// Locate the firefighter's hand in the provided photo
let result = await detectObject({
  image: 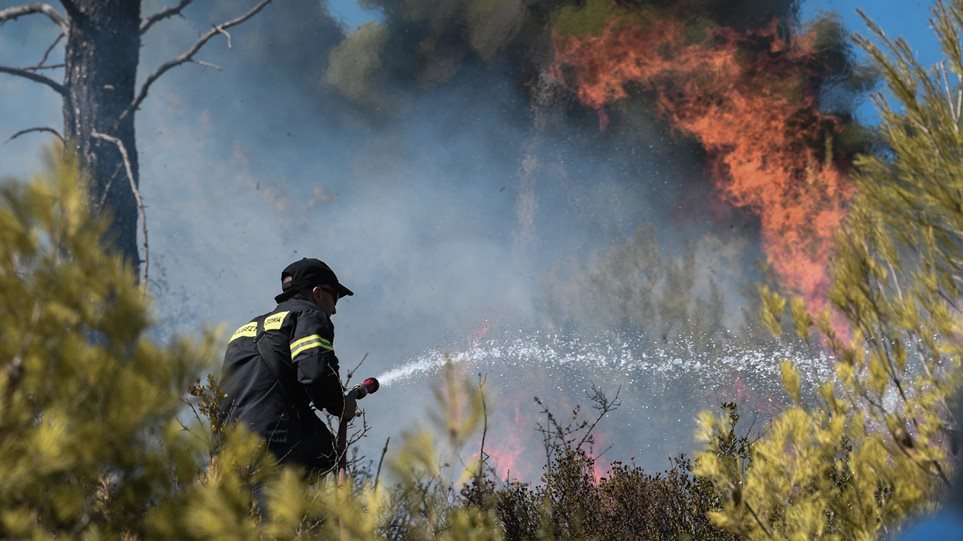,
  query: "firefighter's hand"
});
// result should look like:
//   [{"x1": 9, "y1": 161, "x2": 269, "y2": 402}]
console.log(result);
[{"x1": 341, "y1": 393, "x2": 358, "y2": 422}]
